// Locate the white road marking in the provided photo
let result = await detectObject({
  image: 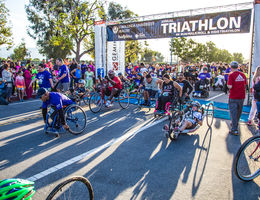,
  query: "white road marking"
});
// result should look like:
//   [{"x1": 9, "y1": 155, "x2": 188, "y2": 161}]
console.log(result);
[
  {"x1": 27, "y1": 117, "x2": 167, "y2": 182},
  {"x1": 9, "y1": 99, "x2": 41, "y2": 106},
  {"x1": 206, "y1": 93, "x2": 225, "y2": 101}
]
